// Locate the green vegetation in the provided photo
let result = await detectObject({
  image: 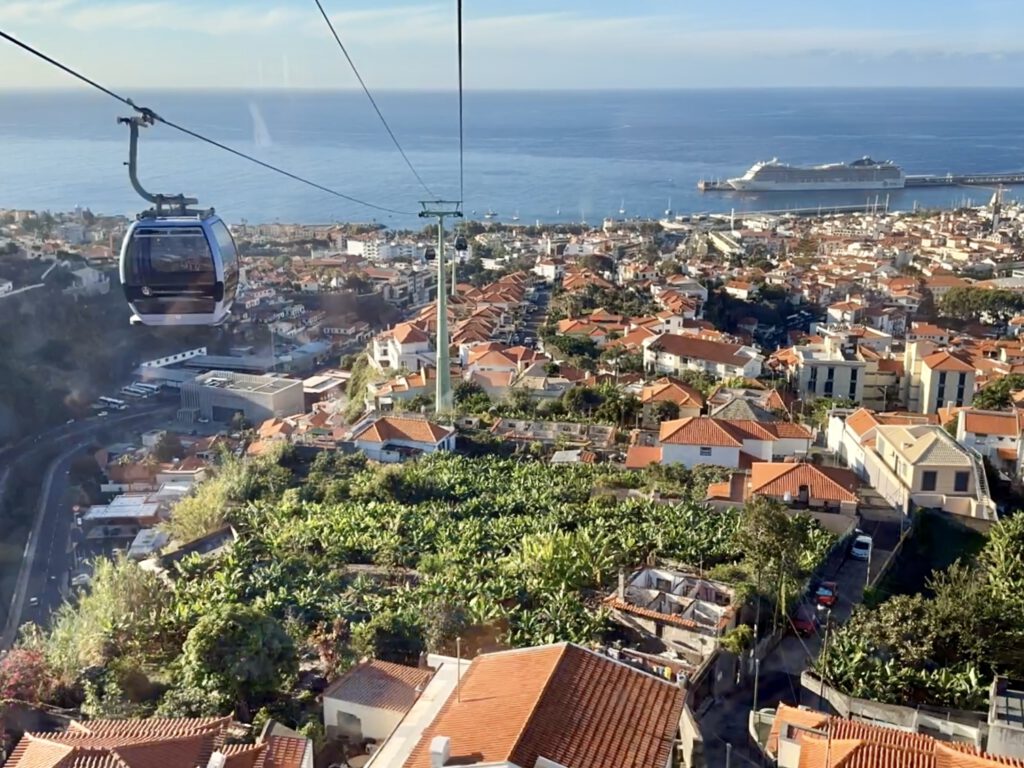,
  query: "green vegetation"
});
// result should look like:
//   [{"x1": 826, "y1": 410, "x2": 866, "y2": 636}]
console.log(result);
[
  {"x1": 940, "y1": 287, "x2": 1024, "y2": 322},
  {"x1": 873, "y1": 511, "x2": 987, "y2": 600},
  {"x1": 14, "y1": 452, "x2": 835, "y2": 724},
  {"x1": 973, "y1": 374, "x2": 1024, "y2": 410},
  {"x1": 818, "y1": 514, "x2": 1024, "y2": 710}
]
